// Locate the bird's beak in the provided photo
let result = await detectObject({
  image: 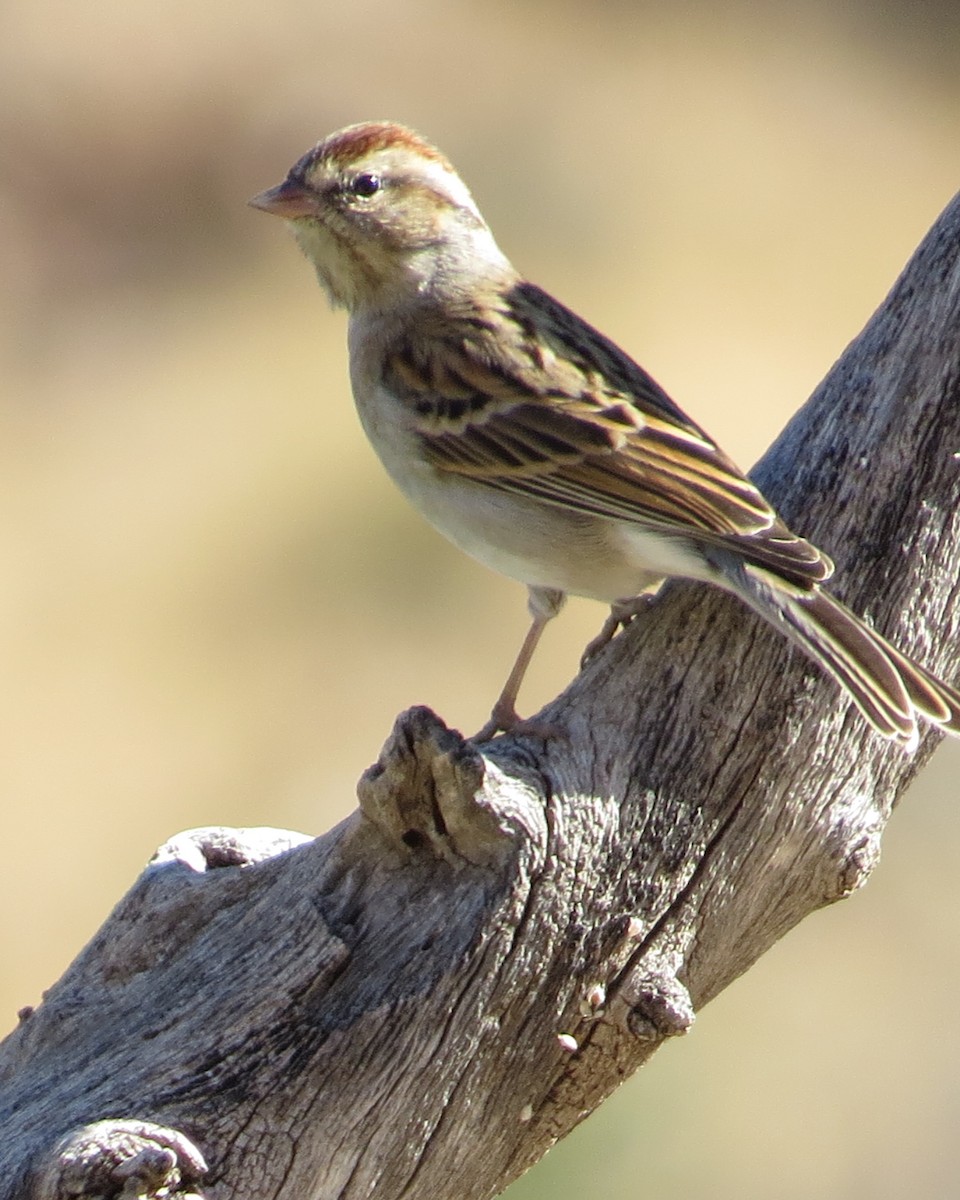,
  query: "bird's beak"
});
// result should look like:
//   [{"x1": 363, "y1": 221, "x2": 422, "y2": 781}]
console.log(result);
[{"x1": 248, "y1": 178, "x2": 319, "y2": 219}]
